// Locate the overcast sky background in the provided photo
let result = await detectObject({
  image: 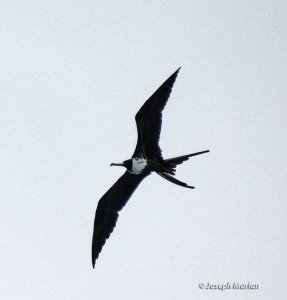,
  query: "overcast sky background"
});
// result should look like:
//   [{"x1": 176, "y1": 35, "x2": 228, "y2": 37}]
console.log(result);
[{"x1": 1, "y1": 1, "x2": 287, "y2": 299}]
